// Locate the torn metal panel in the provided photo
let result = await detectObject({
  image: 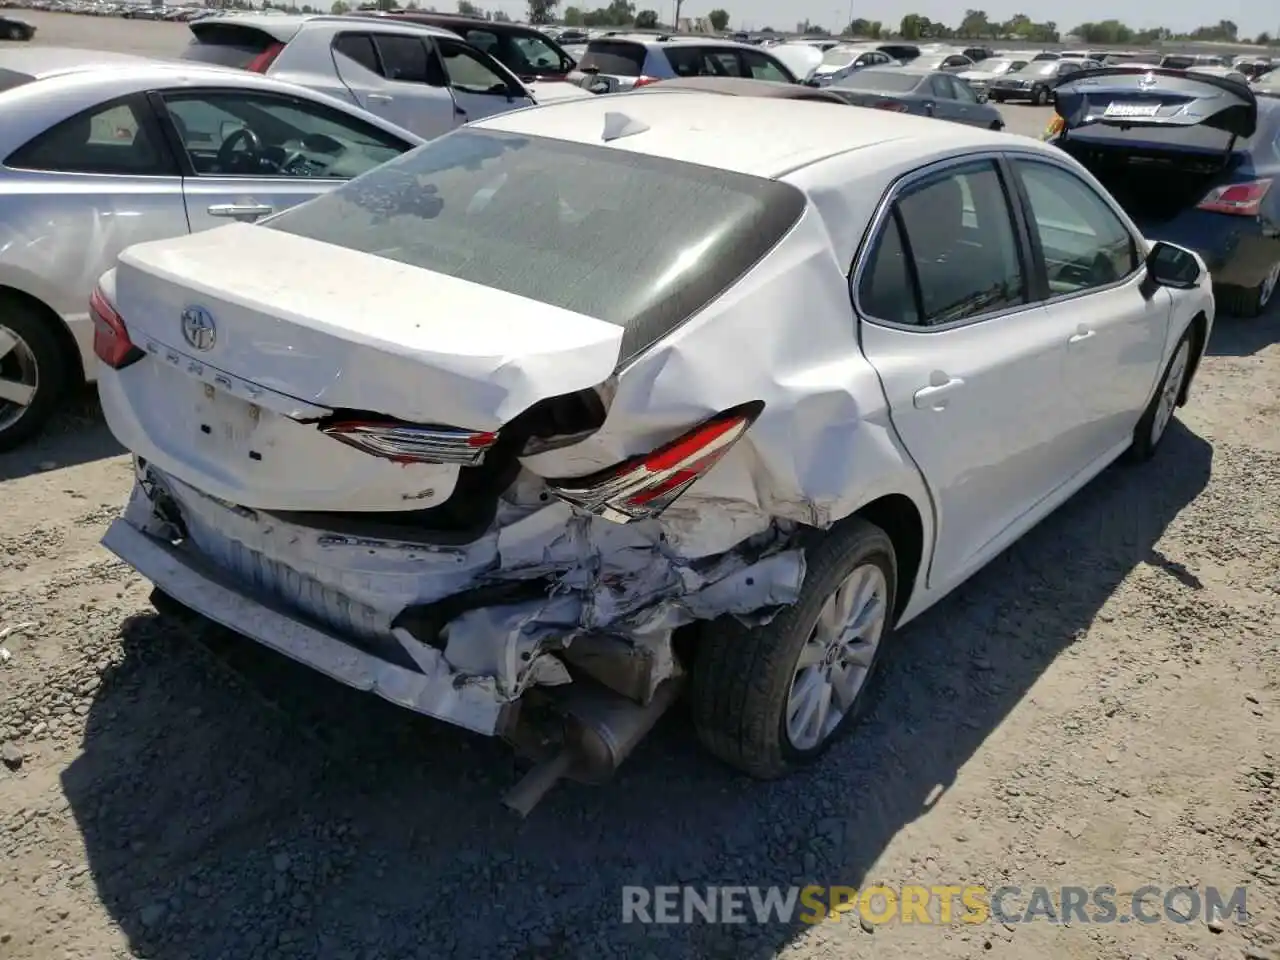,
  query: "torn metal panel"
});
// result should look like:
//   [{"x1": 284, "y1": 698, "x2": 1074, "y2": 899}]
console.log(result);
[{"x1": 126, "y1": 461, "x2": 807, "y2": 708}]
